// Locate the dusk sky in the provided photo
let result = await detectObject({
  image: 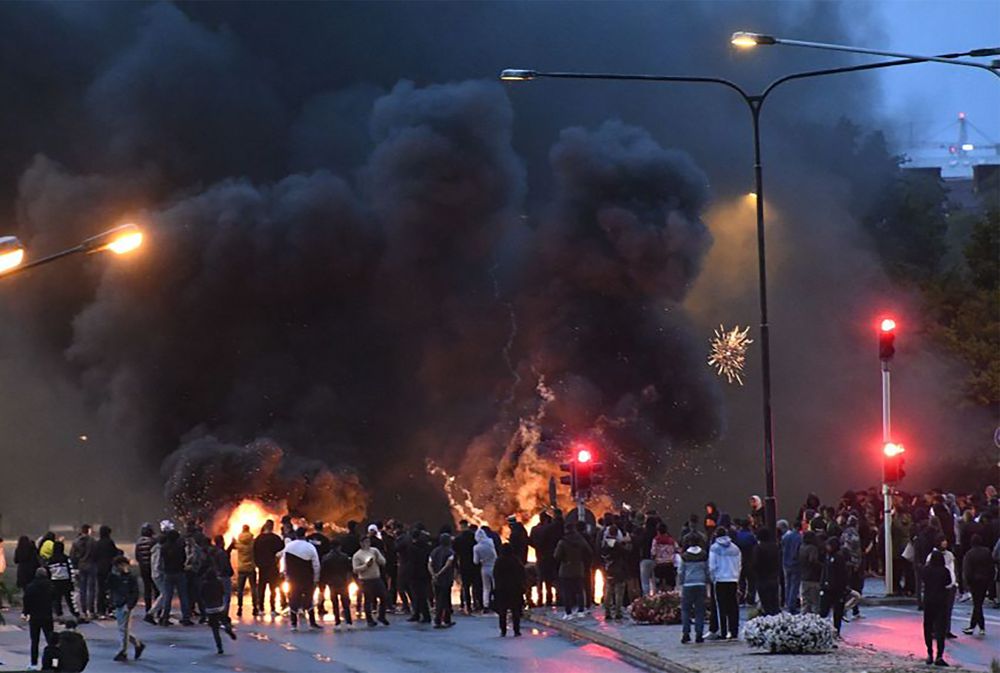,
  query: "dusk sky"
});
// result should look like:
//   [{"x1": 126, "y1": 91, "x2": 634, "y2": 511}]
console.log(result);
[{"x1": 878, "y1": 0, "x2": 999, "y2": 152}]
